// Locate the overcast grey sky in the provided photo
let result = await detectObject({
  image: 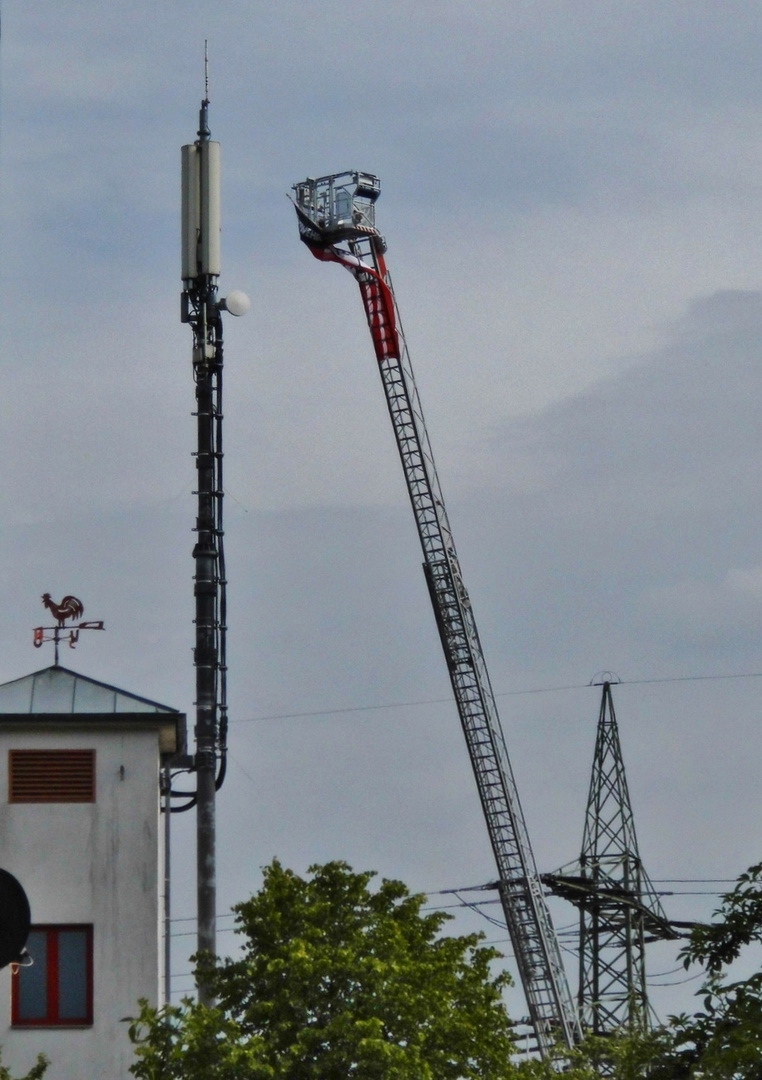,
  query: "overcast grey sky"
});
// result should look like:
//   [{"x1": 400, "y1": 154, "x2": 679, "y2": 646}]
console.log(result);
[{"x1": 1, "y1": 0, "x2": 762, "y2": 1021}]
